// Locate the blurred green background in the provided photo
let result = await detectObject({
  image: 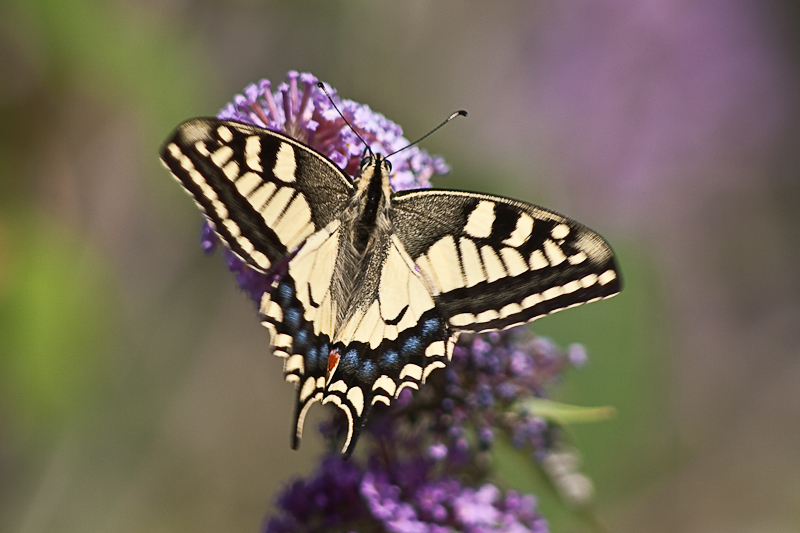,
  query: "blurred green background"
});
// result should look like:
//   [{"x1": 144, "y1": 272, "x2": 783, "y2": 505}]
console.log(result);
[{"x1": 1, "y1": 1, "x2": 799, "y2": 532}]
